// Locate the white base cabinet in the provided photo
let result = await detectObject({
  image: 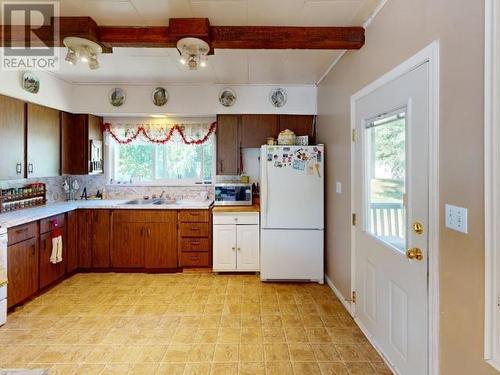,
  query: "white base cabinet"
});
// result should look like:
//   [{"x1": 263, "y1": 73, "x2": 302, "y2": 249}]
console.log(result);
[{"x1": 213, "y1": 212, "x2": 260, "y2": 272}]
